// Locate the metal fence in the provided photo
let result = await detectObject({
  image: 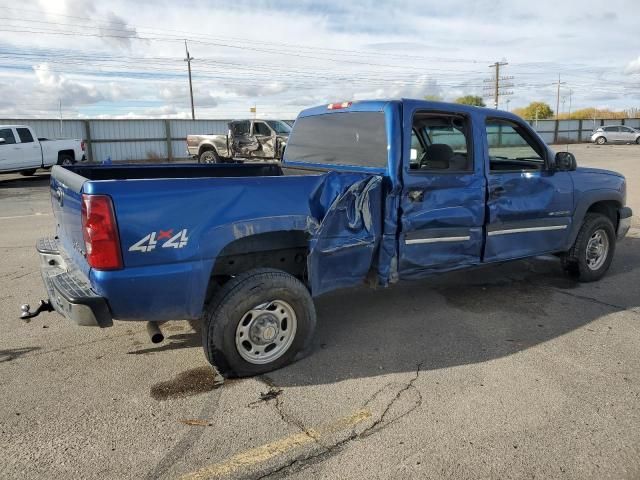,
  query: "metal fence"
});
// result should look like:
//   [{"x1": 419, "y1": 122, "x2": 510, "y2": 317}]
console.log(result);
[{"x1": 1, "y1": 117, "x2": 639, "y2": 162}]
